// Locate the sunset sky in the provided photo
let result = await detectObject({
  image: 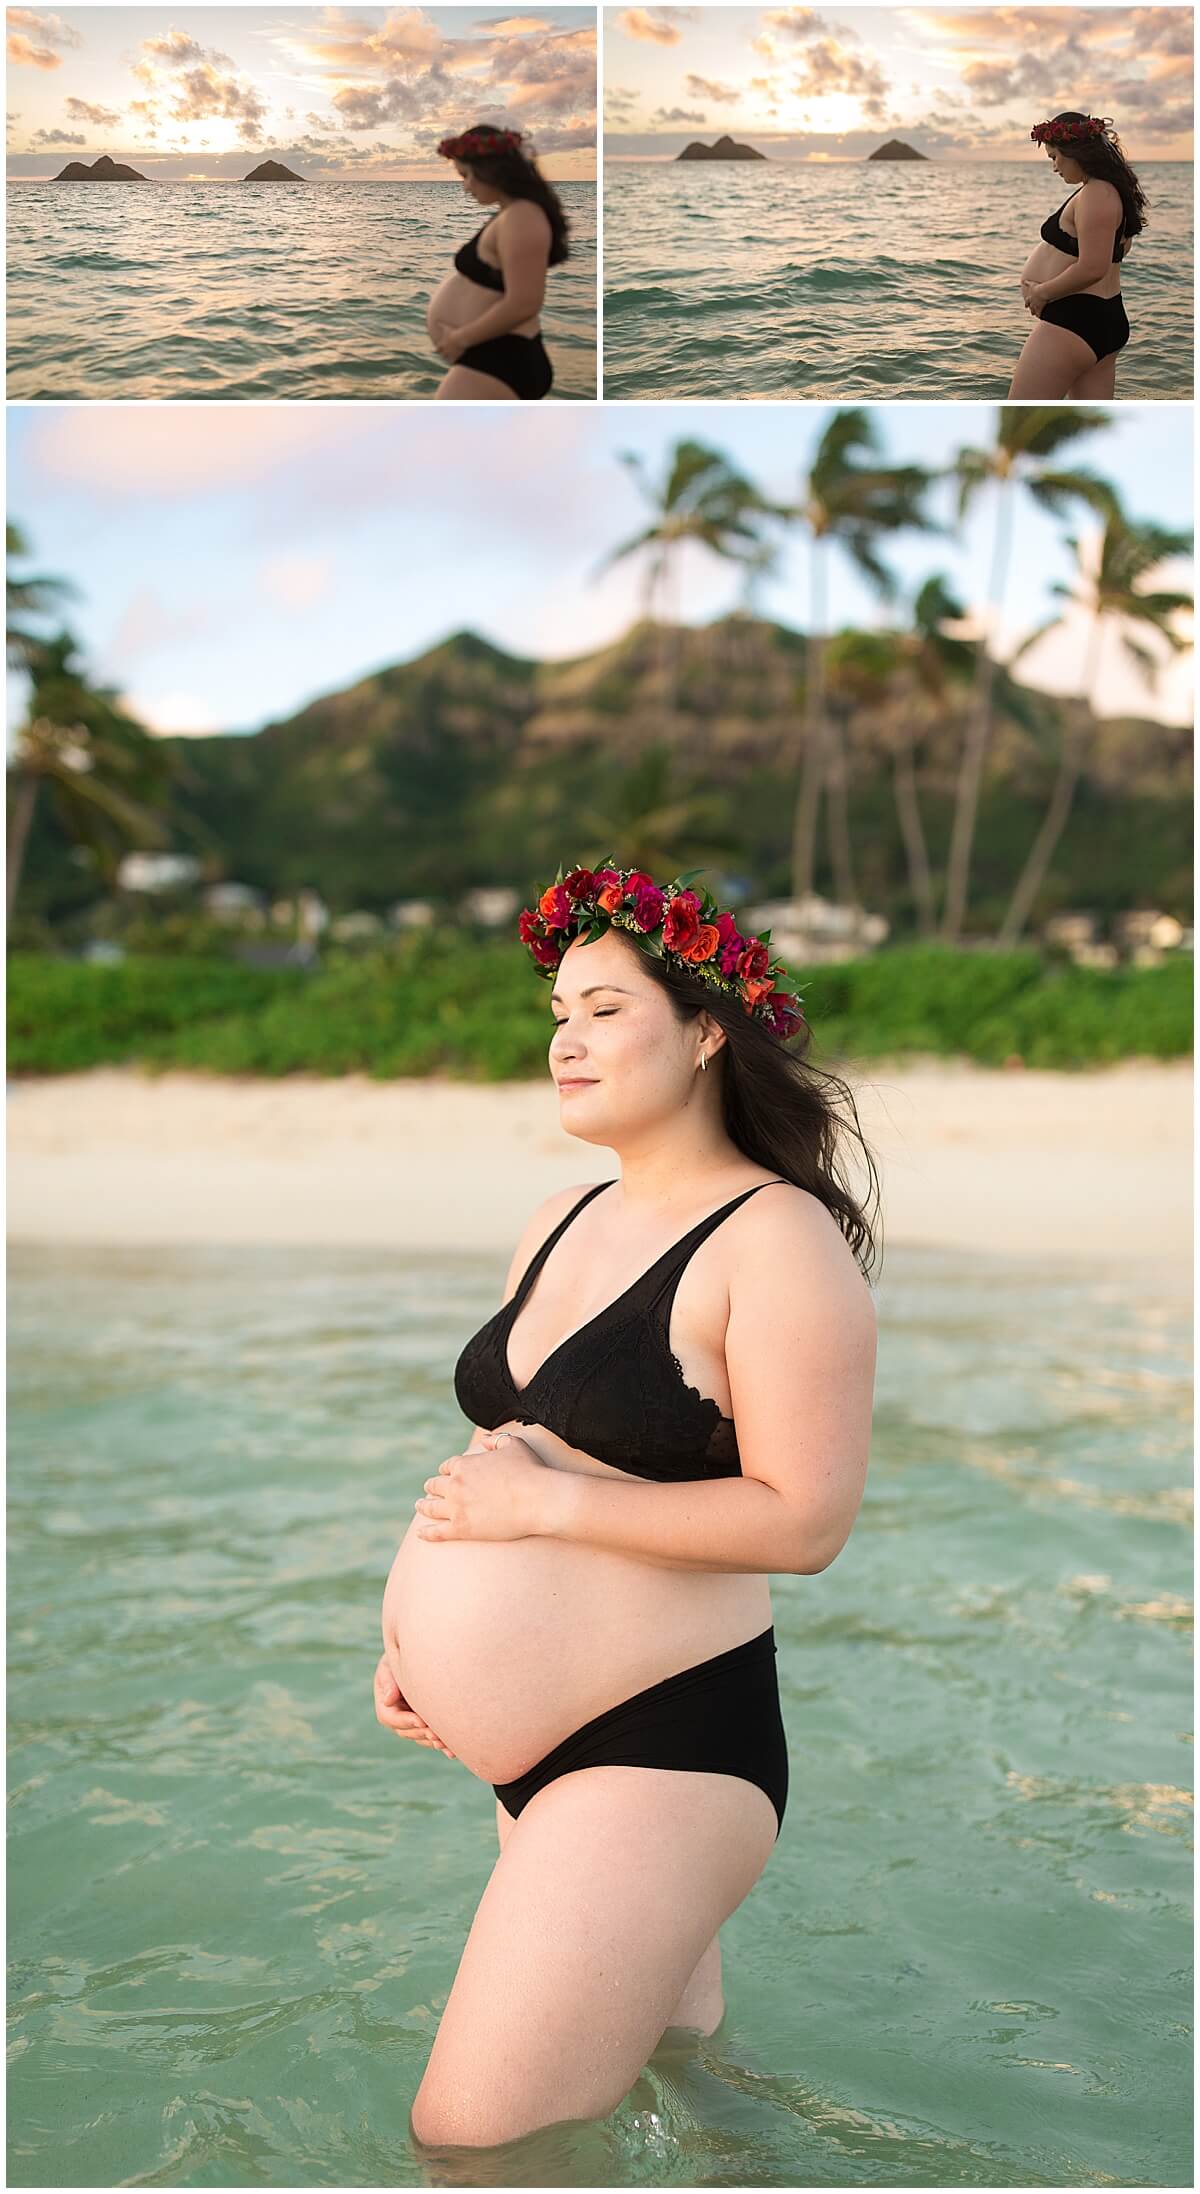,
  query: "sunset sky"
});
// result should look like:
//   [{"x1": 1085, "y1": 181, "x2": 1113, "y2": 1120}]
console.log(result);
[
  {"x1": 604, "y1": 4, "x2": 1194, "y2": 162},
  {"x1": 5, "y1": 4, "x2": 596, "y2": 179},
  {"x1": 6, "y1": 403, "x2": 1193, "y2": 740}
]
